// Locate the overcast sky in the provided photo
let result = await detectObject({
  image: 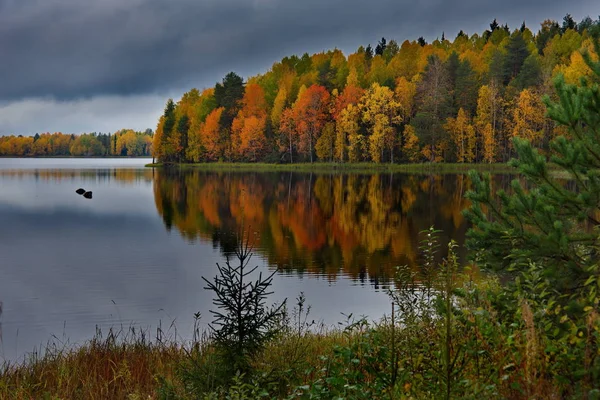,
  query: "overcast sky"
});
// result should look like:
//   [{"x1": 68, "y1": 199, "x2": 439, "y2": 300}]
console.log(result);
[{"x1": 1, "y1": 0, "x2": 599, "y2": 136}]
